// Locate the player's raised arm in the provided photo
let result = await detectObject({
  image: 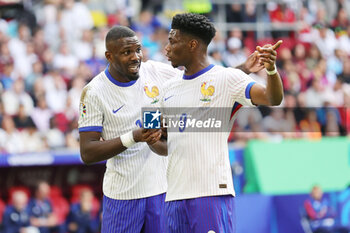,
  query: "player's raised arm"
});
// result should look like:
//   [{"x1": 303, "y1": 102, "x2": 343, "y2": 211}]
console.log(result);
[
  {"x1": 248, "y1": 40, "x2": 284, "y2": 106},
  {"x1": 79, "y1": 129, "x2": 162, "y2": 164},
  {"x1": 235, "y1": 40, "x2": 283, "y2": 74},
  {"x1": 235, "y1": 50, "x2": 262, "y2": 74}
]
